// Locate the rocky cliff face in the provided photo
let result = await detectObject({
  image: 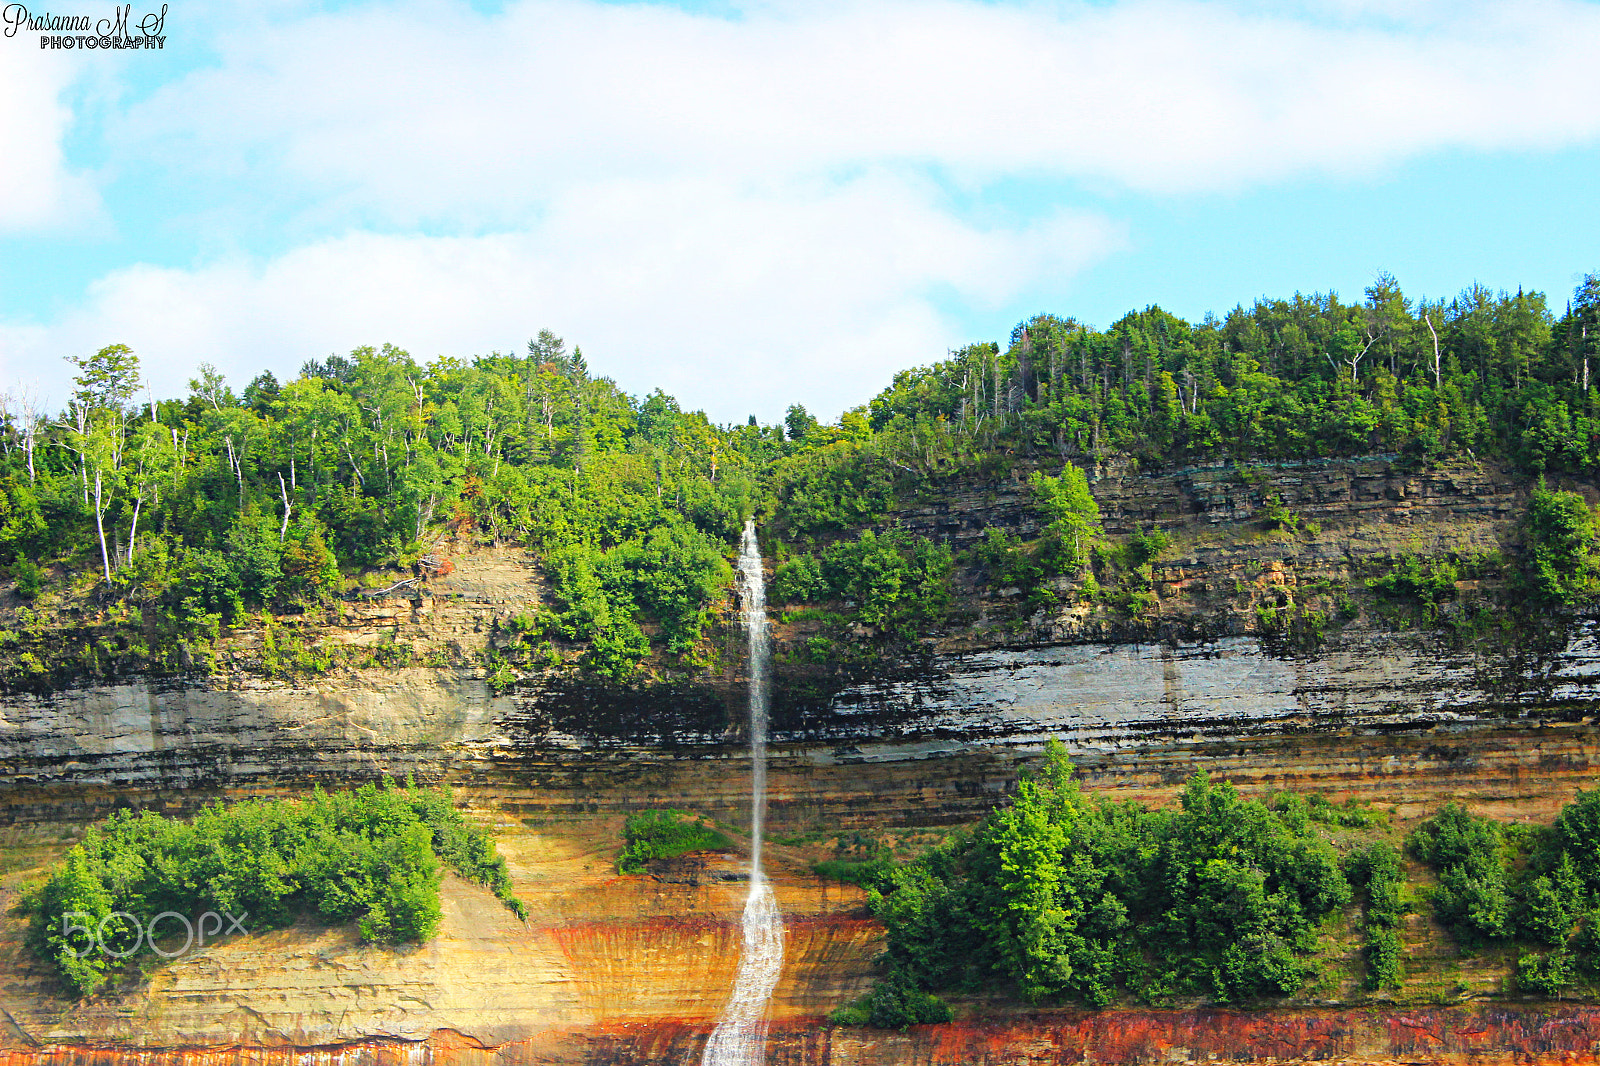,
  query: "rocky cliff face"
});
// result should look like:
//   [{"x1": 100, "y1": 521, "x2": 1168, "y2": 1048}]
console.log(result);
[
  {"x1": 12, "y1": 814, "x2": 1600, "y2": 1065},
  {"x1": 4, "y1": 457, "x2": 1600, "y2": 1064}
]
